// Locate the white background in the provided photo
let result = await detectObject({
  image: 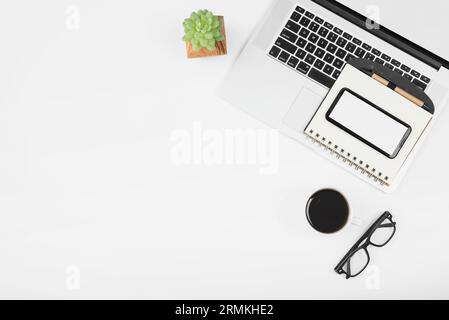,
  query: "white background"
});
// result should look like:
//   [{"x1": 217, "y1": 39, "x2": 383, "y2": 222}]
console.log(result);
[{"x1": 0, "y1": 0, "x2": 448, "y2": 299}]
